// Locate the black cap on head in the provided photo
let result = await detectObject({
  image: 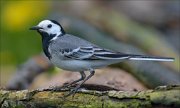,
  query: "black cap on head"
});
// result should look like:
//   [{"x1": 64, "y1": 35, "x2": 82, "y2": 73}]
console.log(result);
[
  {"x1": 50, "y1": 20, "x2": 61, "y2": 26},
  {"x1": 50, "y1": 20, "x2": 65, "y2": 34}
]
